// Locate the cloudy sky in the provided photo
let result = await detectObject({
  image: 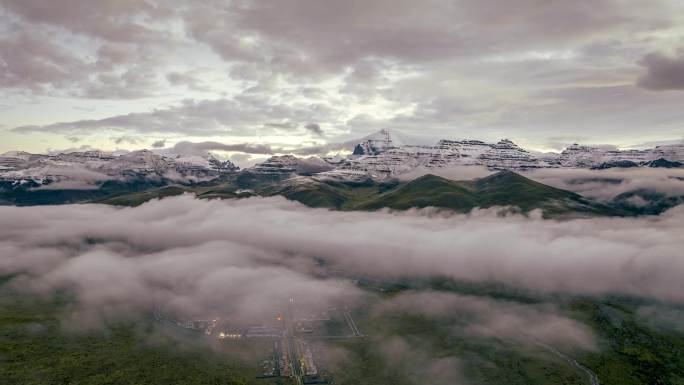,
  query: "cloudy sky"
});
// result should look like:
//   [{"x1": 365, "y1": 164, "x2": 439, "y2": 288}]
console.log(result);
[{"x1": 1, "y1": 0, "x2": 684, "y2": 156}]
